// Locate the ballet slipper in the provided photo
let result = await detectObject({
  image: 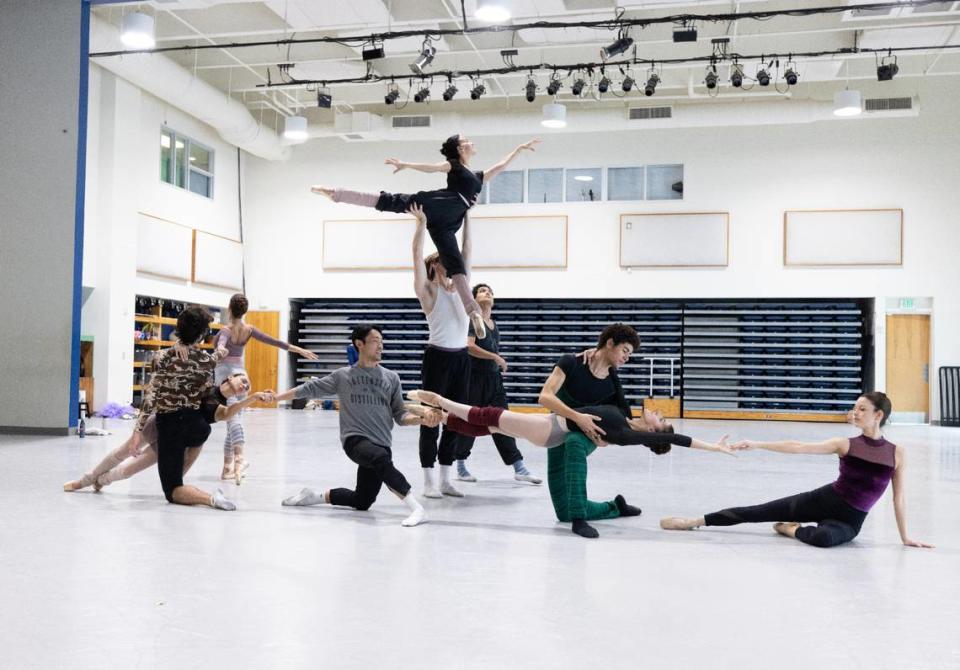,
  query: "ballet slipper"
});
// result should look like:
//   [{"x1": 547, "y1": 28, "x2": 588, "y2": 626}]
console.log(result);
[
  {"x1": 63, "y1": 480, "x2": 84, "y2": 492},
  {"x1": 660, "y1": 516, "x2": 699, "y2": 531},
  {"x1": 407, "y1": 390, "x2": 442, "y2": 408},
  {"x1": 469, "y1": 311, "x2": 487, "y2": 340}
]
